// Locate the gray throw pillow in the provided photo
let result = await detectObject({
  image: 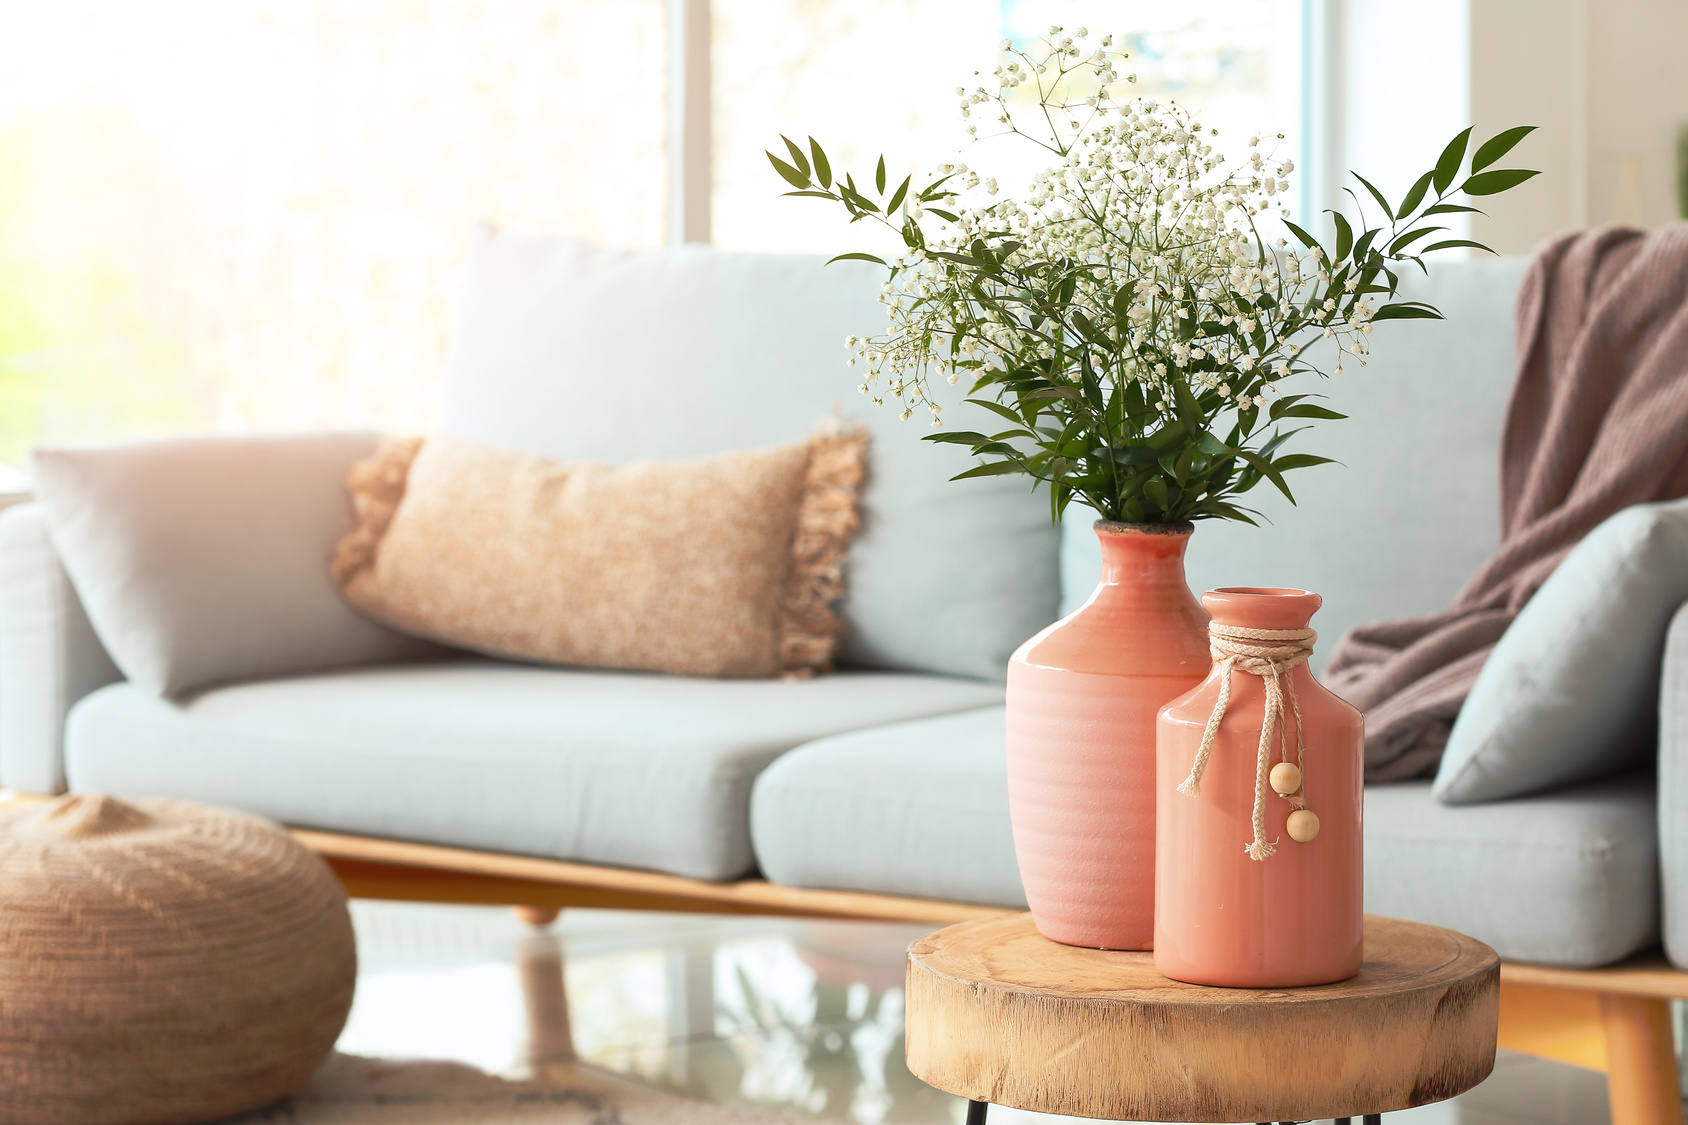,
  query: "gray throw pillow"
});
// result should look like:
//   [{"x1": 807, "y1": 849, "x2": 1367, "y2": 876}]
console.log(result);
[
  {"x1": 1434, "y1": 498, "x2": 1688, "y2": 803},
  {"x1": 31, "y1": 434, "x2": 440, "y2": 698}
]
